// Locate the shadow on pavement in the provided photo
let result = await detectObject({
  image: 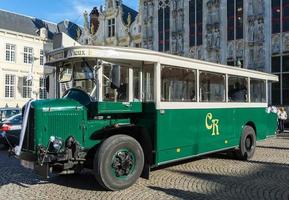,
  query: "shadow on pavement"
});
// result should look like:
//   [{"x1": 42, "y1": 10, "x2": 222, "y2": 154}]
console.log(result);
[
  {"x1": 0, "y1": 150, "x2": 105, "y2": 191},
  {"x1": 149, "y1": 160, "x2": 289, "y2": 199}
]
